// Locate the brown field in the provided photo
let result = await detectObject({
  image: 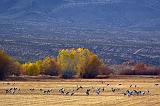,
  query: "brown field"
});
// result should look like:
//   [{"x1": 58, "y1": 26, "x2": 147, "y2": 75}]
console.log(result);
[{"x1": 0, "y1": 76, "x2": 160, "y2": 106}]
